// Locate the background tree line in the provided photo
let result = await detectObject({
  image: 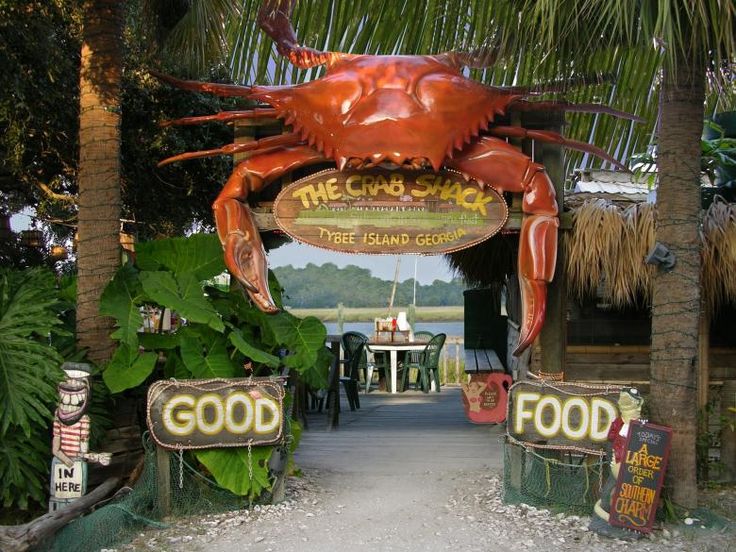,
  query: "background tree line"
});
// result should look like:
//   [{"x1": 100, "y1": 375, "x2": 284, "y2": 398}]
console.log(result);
[{"x1": 273, "y1": 263, "x2": 465, "y2": 308}]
